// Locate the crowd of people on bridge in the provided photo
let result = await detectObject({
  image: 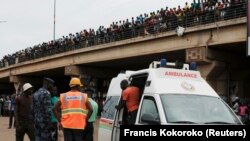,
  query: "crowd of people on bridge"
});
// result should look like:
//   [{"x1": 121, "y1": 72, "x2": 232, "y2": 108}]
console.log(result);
[{"x1": 0, "y1": 0, "x2": 247, "y2": 68}]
